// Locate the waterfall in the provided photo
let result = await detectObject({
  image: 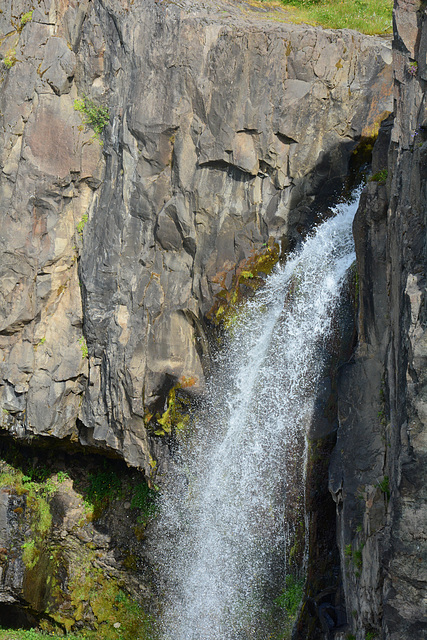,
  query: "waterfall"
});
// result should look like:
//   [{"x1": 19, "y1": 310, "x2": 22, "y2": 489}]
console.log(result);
[{"x1": 151, "y1": 191, "x2": 360, "y2": 640}]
